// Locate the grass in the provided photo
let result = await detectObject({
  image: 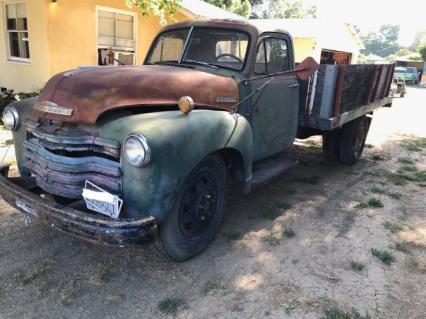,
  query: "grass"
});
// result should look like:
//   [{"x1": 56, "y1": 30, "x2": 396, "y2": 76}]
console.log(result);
[
  {"x1": 225, "y1": 232, "x2": 243, "y2": 241},
  {"x1": 323, "y1": 304, "x2": 371, "y2": 319},
  {"x1": 403, "y1": 137, "x2": 426, "y2": 152},
  {"x1": 350, "y1": 261, "x2": 366, "y2": 271},
  {"x1": 283, "y1": 228, "x2": 296, "y2": 238},
  {"x1": 367, "y1": 198, "x2": 384, "y2": 208},
  {"x1": 395, "y1": 242, "x2": 410, "y2": 253},
  {"x1": 261, "y1": 201, "x2": 292, "y2": 220},
  {"x1": 293, "y1": 175, "x2": 321, "y2": 185},
  {"x1": 263, "y1": 232, "x2": 281, "y2": 246},
  {"x1": 398, "y1": 157, "x2": 415, "y2": 165},
  {"x1": 370, "y1": 186, "x2": 386, "y2": 194},
  {"x1": 401, "y1": 165, "x2": 417, "y2": 172},
  {"x1": 353, "y1": 202, "x2": 368, "y2": 209},
  {"x1": 158, "y1": 297, "x2": 185, "y2": 315},
  {"x1": 388, "y1": 192, "x2": 402, "y2": 200},
  {"x1": 414, "y1": 170, "x2": 426, "y2": 182},
  {"x1": 371, "y1": 248, "x2": 395, "y2": 265},
  {"x1": 202, "y1": 280, "x2": 225, "y2": 294},
  {"x1": 388, "y1": 173, "x2": 409, "y2": 186},
  {"x1": 383, "y1": 221, "x2": 403, "y2": 233},
  {"x1": 365, "y1": 144, "x2": 374, "y2": 149},
  {"x1": 372, "y1": 154, "x2": 384, "y2": 161}
]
